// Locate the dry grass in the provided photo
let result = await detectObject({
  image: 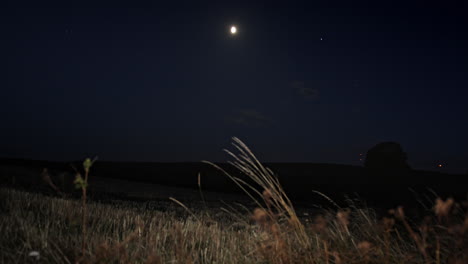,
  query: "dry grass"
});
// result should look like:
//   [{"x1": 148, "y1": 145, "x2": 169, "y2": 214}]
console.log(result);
[
  {"x1": 0, "y1": 138, "x2": 467, "y2": 263},
  {"x1": 0, "y1": 188, "x2": 251, "y2": 263}
]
